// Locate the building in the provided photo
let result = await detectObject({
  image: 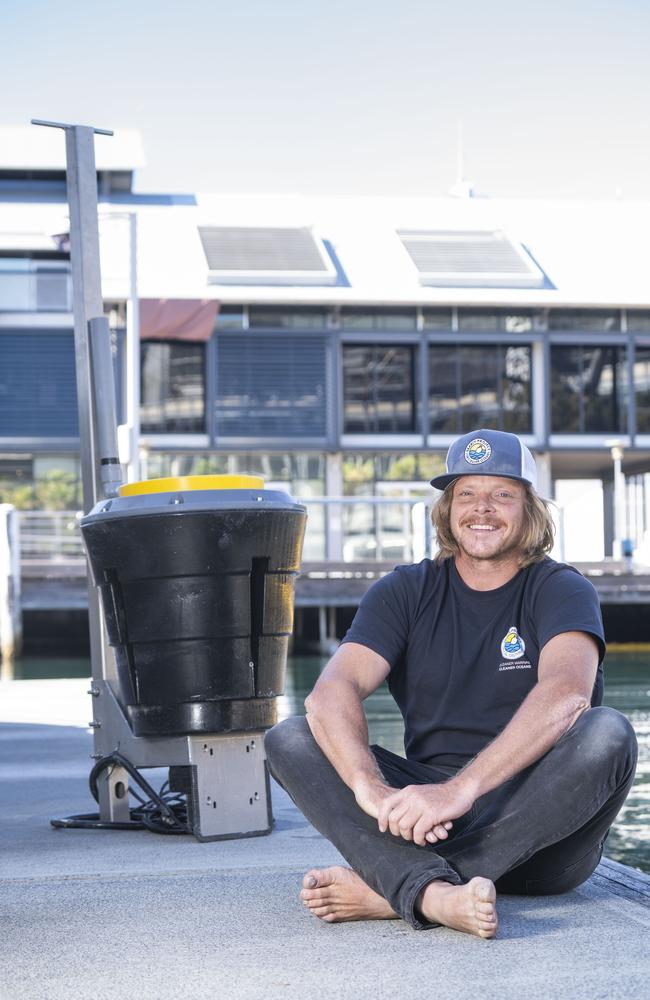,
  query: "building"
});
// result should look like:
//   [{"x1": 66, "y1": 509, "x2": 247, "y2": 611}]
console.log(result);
[{"x1": 1, "y1": 126, "x2": 650, "y2": 564}]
